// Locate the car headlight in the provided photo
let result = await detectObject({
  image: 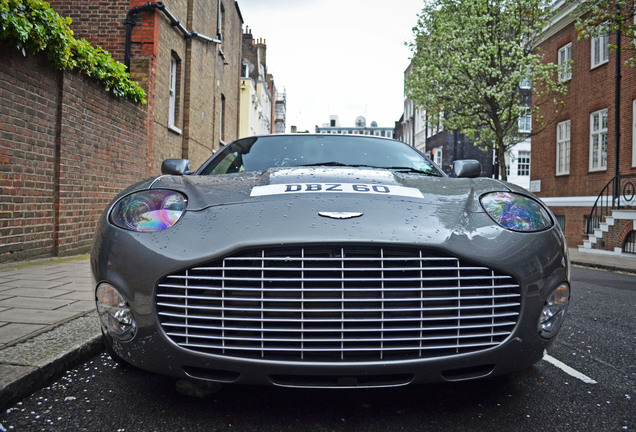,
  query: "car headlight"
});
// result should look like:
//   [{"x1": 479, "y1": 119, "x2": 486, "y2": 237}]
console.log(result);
[
  {"x1": 480, "y1": 192, "x2": 552, "y2": 232},
  {"x1": 96, "y1": 283, "x2": 136, "y2": 342},
  {"x1": 538, "y1": 283, "x2": 570, "y2": 338},
  {"x1": 110, "y1": 190, "x2": 186, "y2": 232}
]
